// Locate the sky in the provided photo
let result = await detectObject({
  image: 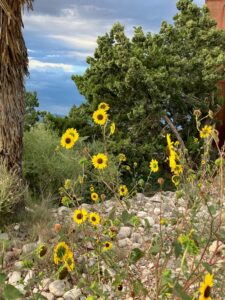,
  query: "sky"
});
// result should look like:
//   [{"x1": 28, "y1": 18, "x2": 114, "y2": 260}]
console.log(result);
[{"x1": 24, "y1": 0, "x2": 205, "y2": 115}]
